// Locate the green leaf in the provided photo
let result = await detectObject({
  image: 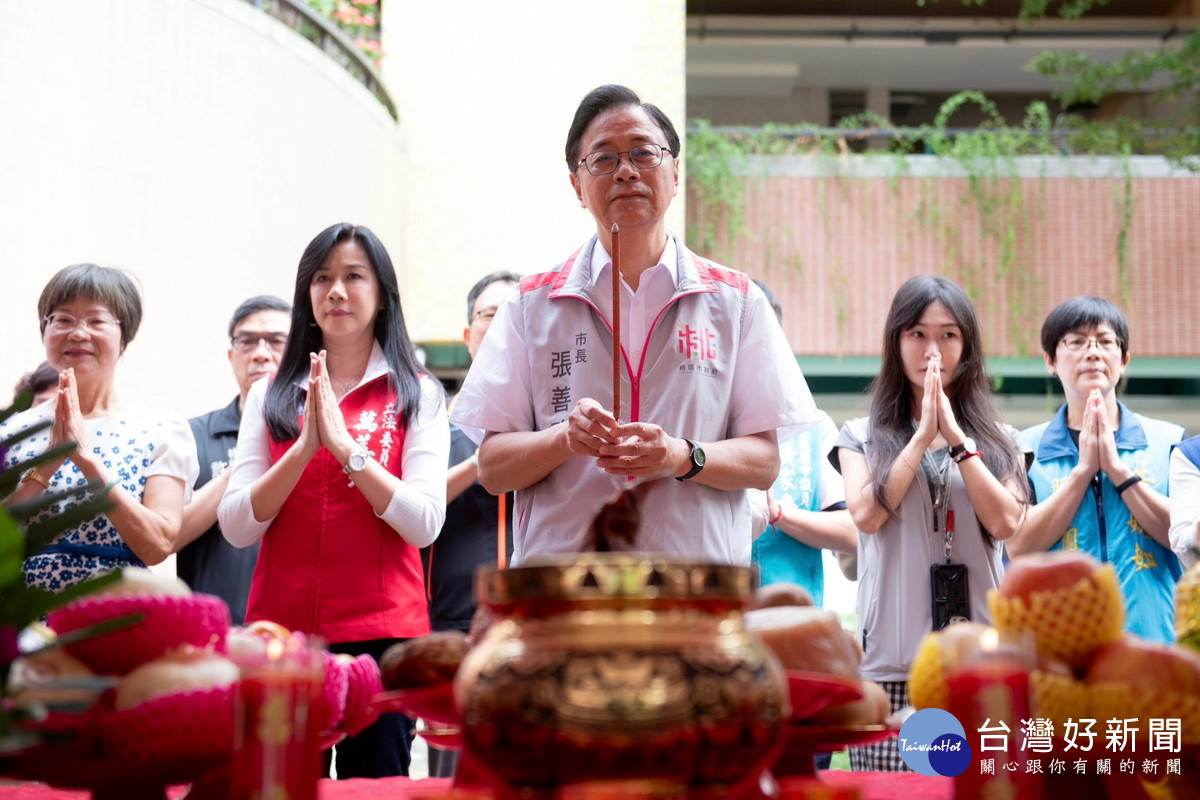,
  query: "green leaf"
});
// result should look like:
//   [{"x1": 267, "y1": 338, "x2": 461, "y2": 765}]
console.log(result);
[
  {"x1": 7, "y1": 479, "x2": 109, "y2": 523},
  {"x1": 0, "y1": 418, "x2": 49, "y2": 448},
  {"x1": 0, "y1": 439, "x2": 75, "y2": 499},
  {"x1": 0, "y1": 511, "x2": 23, "y2": 588},
  {"x1": 0, "y1": 571, "x2": 124, "y2": 630},
  {"x1": 25, "y1": 609, "x2": 142, "y2": 654},
  {"x1": 0, "y1": 391, "x2": 34, "y2": 426},
  {"x1": 23, "y1": 492, "x2": 114, "y2": 560}
]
